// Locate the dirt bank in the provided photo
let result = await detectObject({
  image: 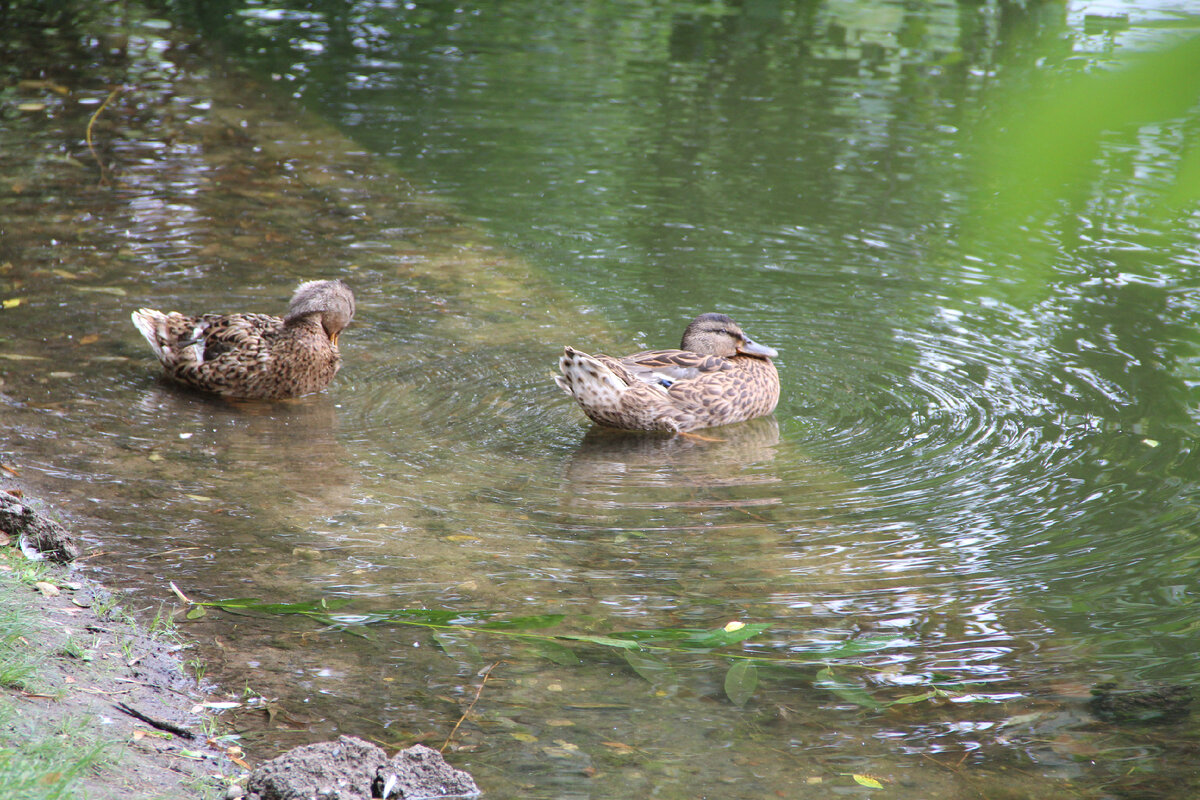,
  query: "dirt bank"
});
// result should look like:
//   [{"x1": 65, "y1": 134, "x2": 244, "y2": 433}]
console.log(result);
[{"x1": 0, "y1": 472, "x2": 240, "y2": 799}]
